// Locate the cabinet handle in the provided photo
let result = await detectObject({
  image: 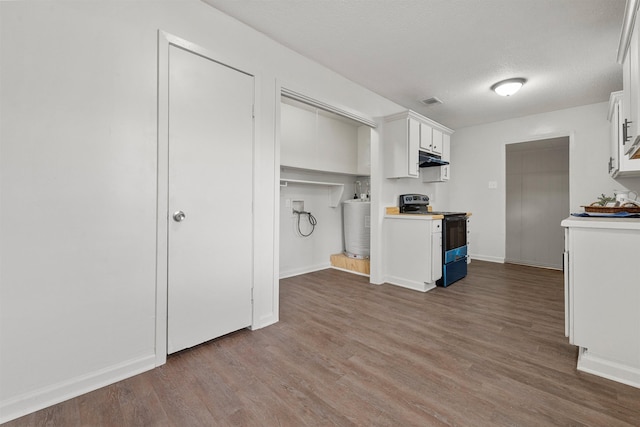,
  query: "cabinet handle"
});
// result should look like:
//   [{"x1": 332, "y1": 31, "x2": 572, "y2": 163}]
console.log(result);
[
  {"x1": 623, "y1": 119, "x2": 632, "y2": 144},
  {"x1": 608, "y1": 157, "x2": 613, "y2": 174}
]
